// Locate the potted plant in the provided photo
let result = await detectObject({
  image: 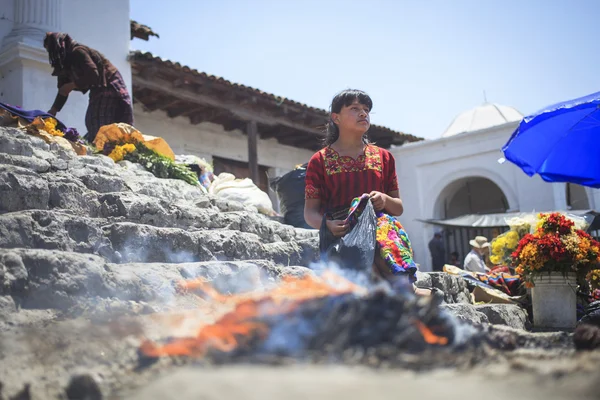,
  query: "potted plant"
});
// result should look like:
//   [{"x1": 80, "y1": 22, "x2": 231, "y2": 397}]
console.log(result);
[{"x1": 511, "y1": 212, "x2": 600, "y2": 329}]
